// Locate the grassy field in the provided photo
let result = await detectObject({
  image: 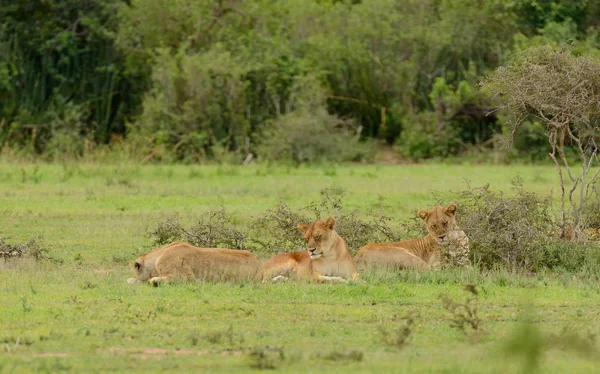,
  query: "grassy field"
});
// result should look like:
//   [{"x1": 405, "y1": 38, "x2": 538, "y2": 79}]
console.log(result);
[{"x1": 1, "y1": 162, "x2": 599, "y2": 373}]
